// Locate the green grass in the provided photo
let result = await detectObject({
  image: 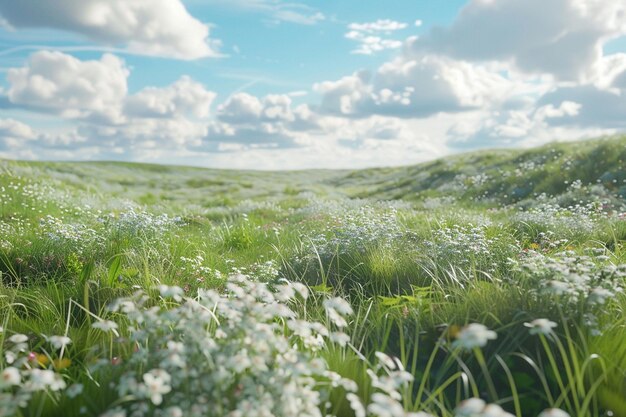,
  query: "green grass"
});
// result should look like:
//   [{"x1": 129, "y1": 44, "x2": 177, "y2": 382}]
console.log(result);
[{"x1": 1, "y1": 136, "x2": 626, "y2": 416}]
